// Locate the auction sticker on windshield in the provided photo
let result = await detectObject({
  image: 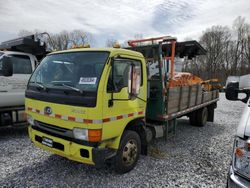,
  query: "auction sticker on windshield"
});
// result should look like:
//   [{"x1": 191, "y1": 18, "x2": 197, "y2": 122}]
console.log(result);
[{"x1": 79, "y1": 77, "x2": 97, "y2": 84}]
